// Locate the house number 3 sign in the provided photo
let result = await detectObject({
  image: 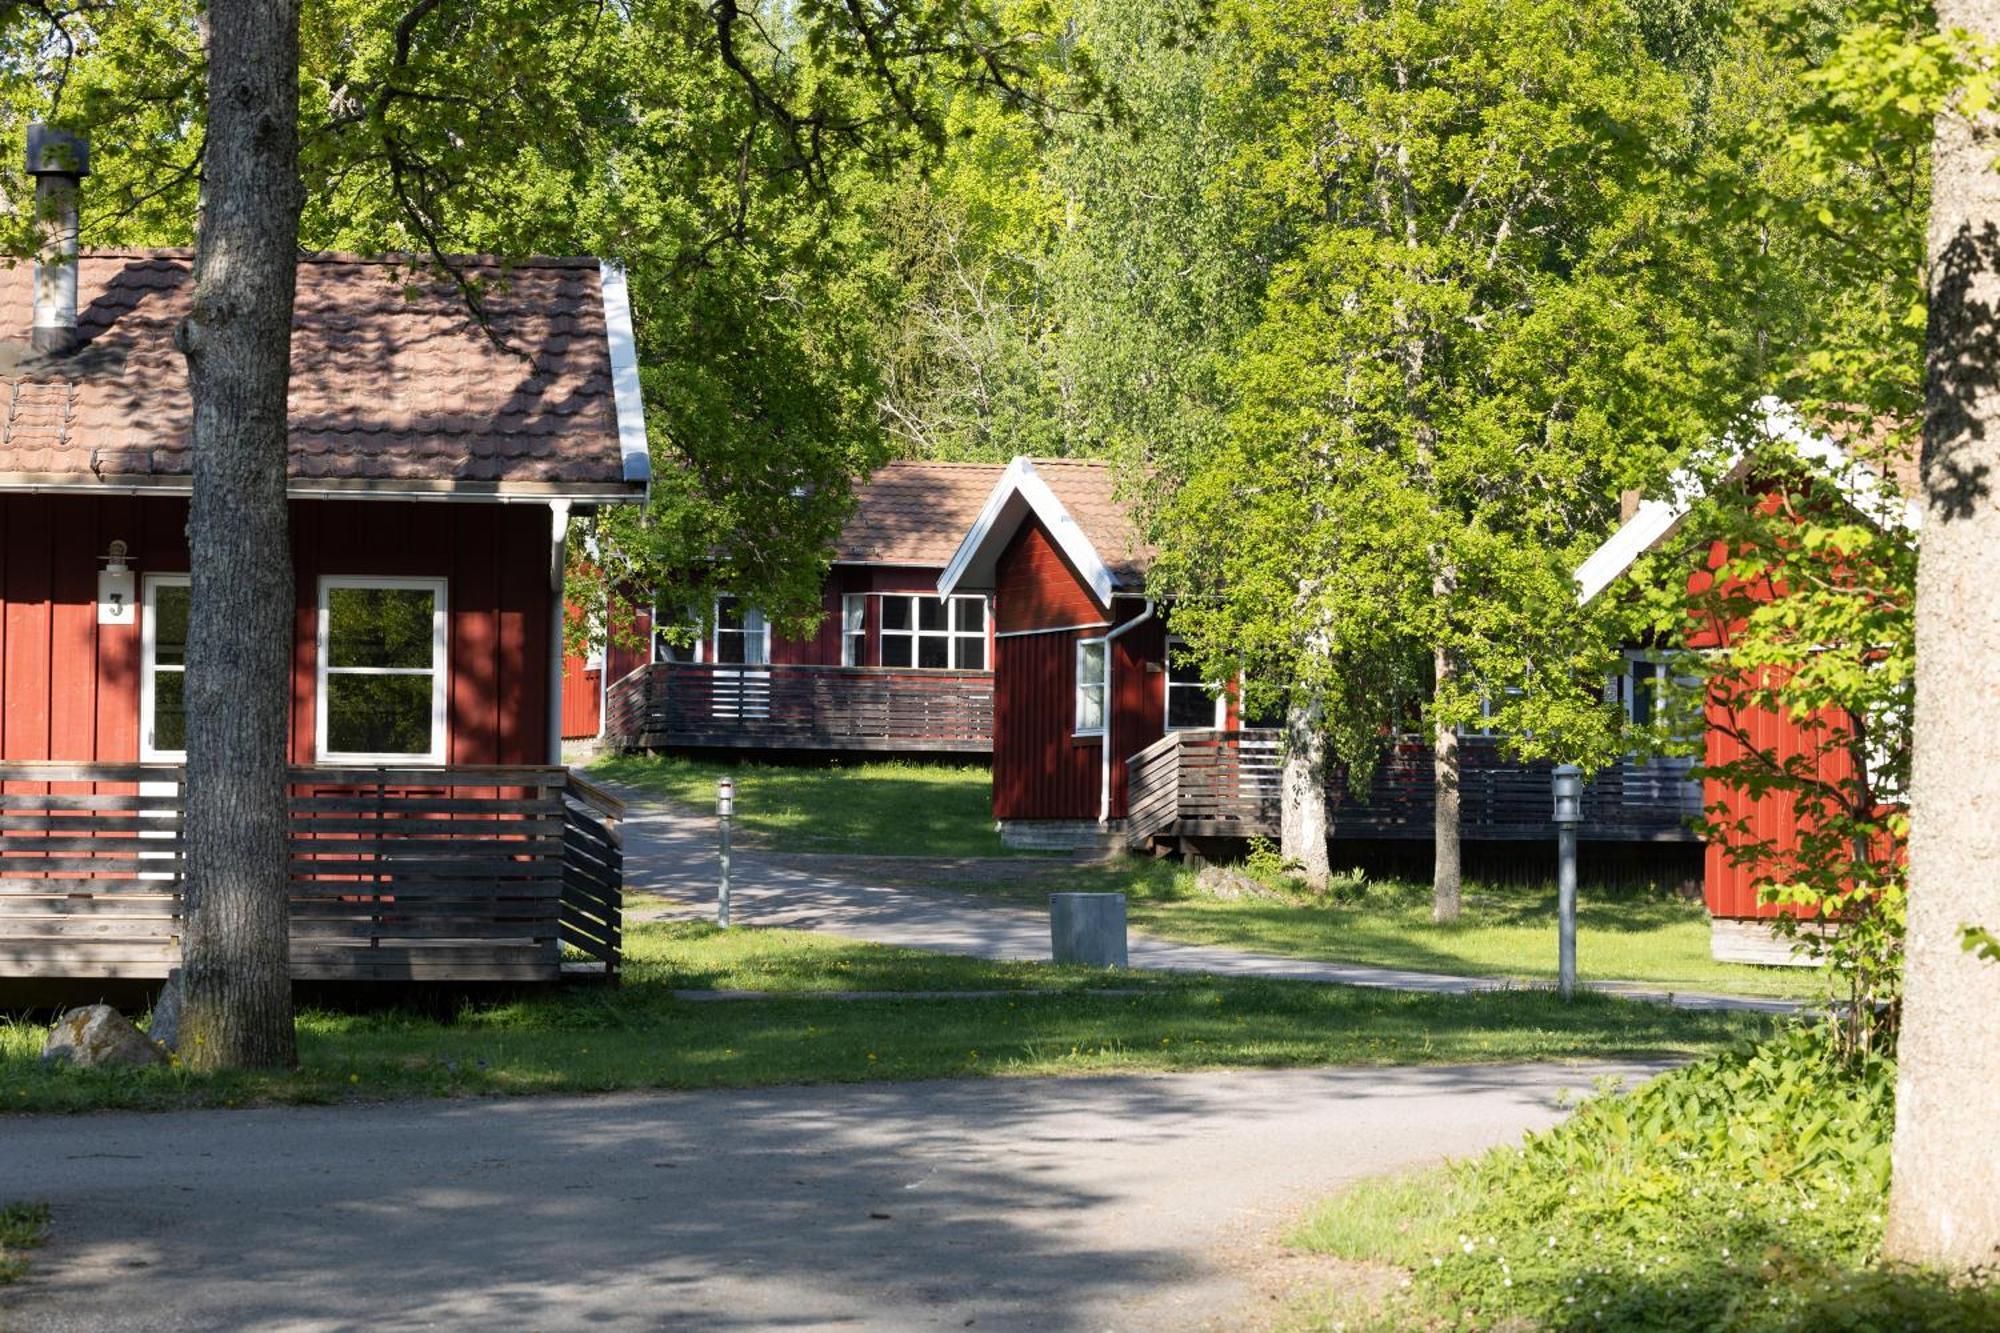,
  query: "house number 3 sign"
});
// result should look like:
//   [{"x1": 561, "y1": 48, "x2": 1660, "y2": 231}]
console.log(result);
[{"x1": 97, "y1": 540, "x2": 135, "y2": 626}]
